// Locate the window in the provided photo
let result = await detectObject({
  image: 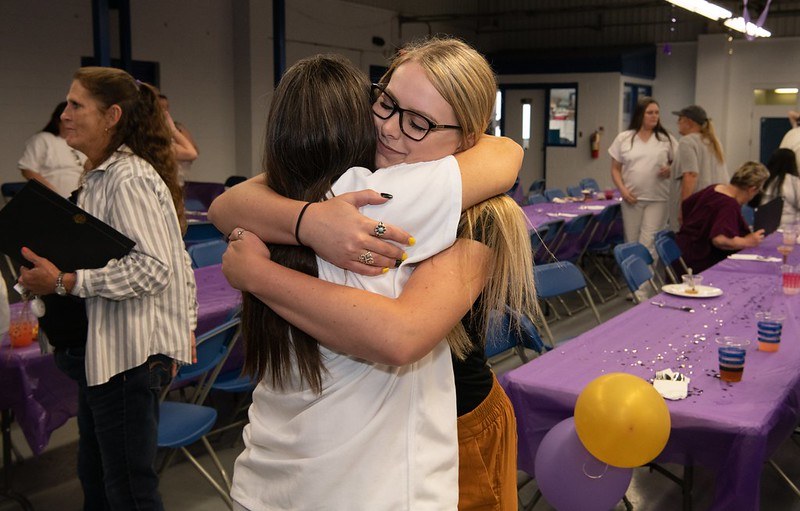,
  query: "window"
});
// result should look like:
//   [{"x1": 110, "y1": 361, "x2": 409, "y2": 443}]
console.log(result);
[
  {"x1": 623, "y1": 83, "x2": 652, "y2": 128},
  {"x1": 547, "y1": 87, "x2": 577, "y2": 146}
]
